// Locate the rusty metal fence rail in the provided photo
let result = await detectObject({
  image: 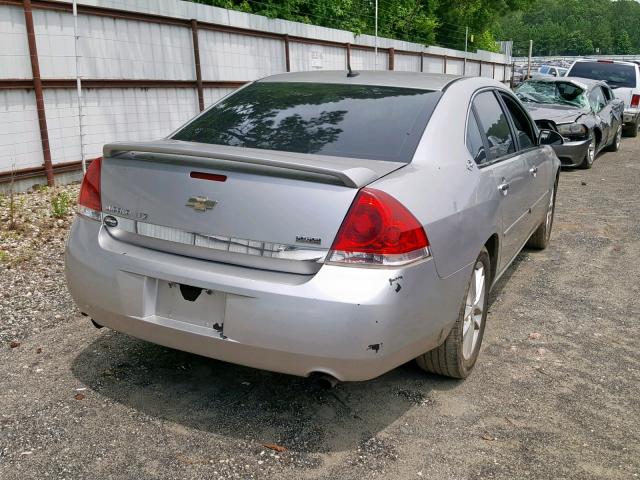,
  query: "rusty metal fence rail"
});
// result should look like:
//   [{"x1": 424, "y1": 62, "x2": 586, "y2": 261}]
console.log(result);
[{"x1": 0, "y1": 0, "x2": 512, "y2": 187}]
